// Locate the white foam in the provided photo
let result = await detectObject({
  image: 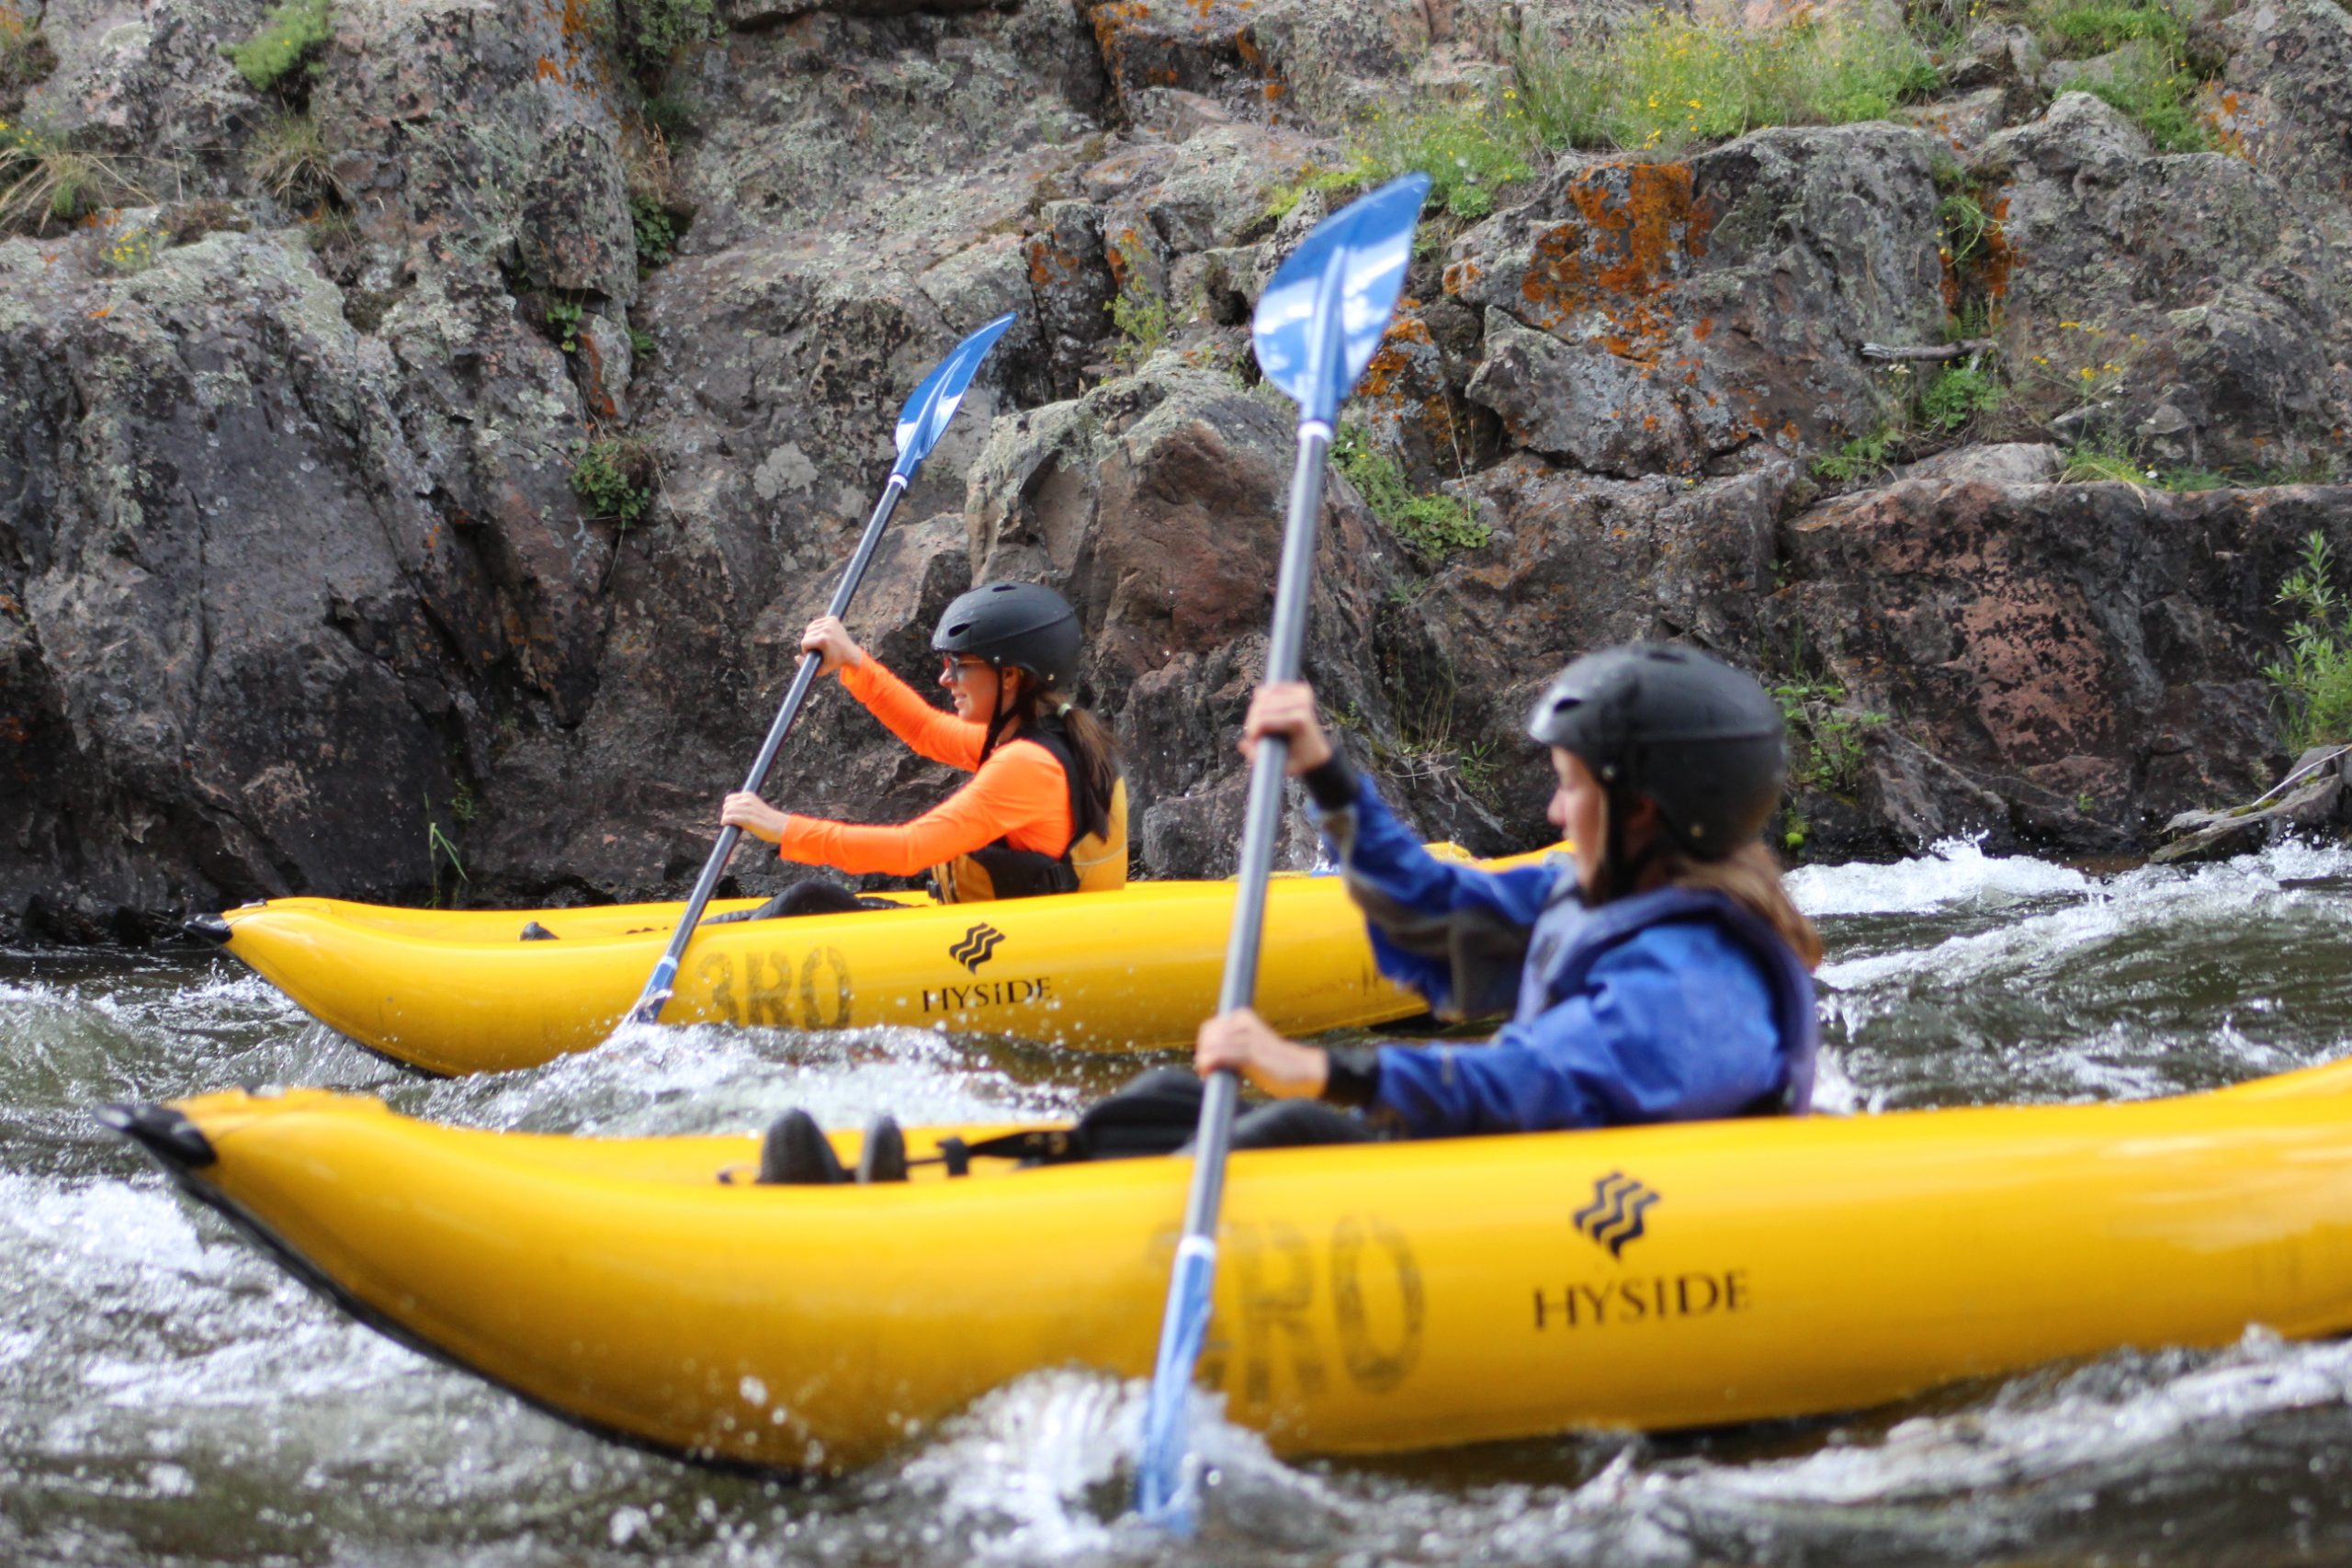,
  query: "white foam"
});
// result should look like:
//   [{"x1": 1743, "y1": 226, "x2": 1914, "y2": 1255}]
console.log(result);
[{"x1": 1788, "y1": 838, "x2": 2094, "y2": 919}]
